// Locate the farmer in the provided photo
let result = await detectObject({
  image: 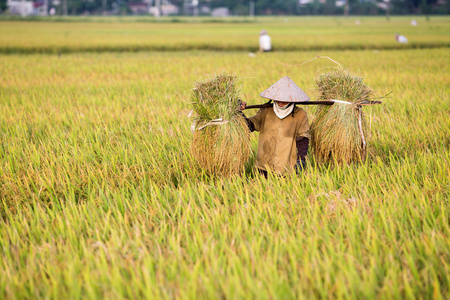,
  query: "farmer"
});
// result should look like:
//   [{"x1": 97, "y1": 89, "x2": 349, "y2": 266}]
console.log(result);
[
  {"x1": 395, "y1": 33, "x2": 408, "y2": 43},
  {"x1": 241, "y1": 76, "x2": 310, "y2": 178},
  {"x1": 259, "y1": 30, "x2": 272, "y2": 52}
]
